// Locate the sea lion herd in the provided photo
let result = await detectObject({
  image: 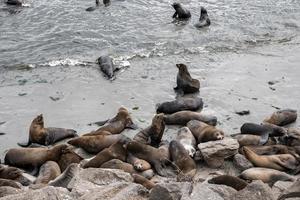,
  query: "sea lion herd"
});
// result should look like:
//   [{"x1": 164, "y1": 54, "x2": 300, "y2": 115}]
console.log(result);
[{"x1": 0, "y1": 64, "x2": 300, "y2": 199}]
